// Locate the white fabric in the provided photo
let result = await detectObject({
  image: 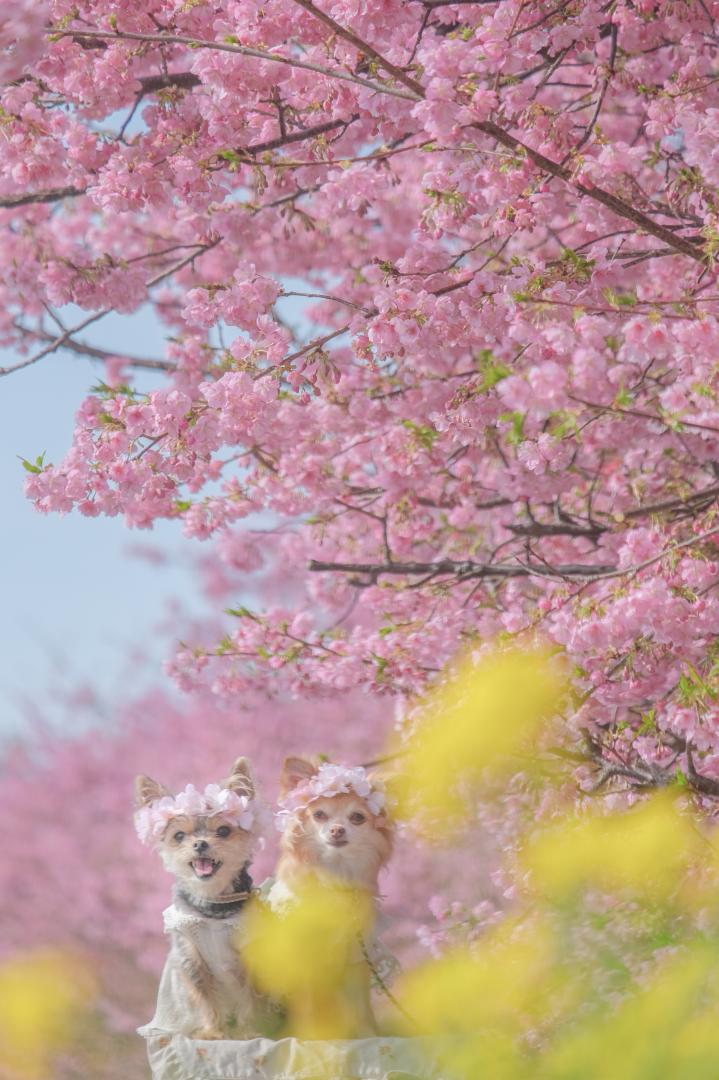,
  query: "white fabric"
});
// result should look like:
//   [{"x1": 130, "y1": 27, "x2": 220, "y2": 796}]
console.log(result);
[
  {"x1": 141, "y1": 1032, "x2": 452, "y2": 1079},
  {"x1": 139, "y1": 903, "x2": 256, "y2": 1038},
  {"x1": 264, "y1": 878, "x2": 294, "y2": 911}
]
